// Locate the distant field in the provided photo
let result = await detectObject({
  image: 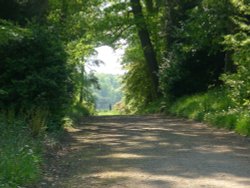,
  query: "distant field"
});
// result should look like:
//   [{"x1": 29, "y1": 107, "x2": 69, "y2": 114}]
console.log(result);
[{"x1": 97, "y1": 110, "x2": 120, "y2": 116}]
